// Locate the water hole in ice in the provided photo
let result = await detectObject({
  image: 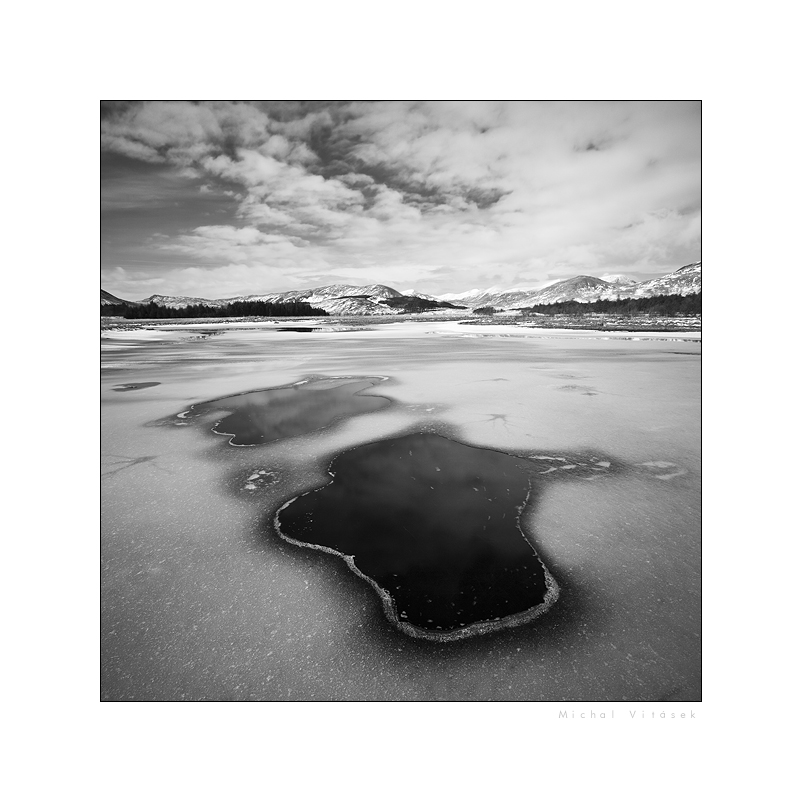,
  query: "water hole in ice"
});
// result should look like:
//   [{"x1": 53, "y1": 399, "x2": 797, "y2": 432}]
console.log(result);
[
  {"x1": 276, "y1": 433, "x2": 552, "y2": 641},
  {"x1": 163, "y1": 376, "x2": 390, "y2": 445},
  {"x1": 274, "y1": 433, "x2": 624, "y2": 641}
]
